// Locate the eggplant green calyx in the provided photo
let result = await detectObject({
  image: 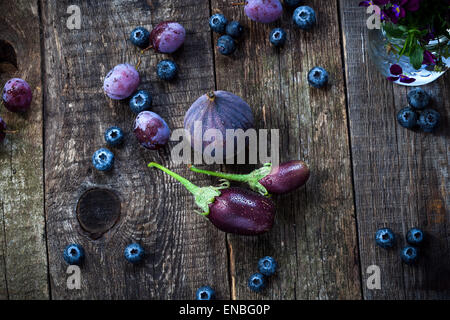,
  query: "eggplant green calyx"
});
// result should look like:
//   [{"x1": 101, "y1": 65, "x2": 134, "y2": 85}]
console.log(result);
[
  {"x1": 148, "y1": 162, "x2": 229, "y2": 216},
  {"x1": 189, "y1": 163, "x2": 272, "y2": 196}
]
